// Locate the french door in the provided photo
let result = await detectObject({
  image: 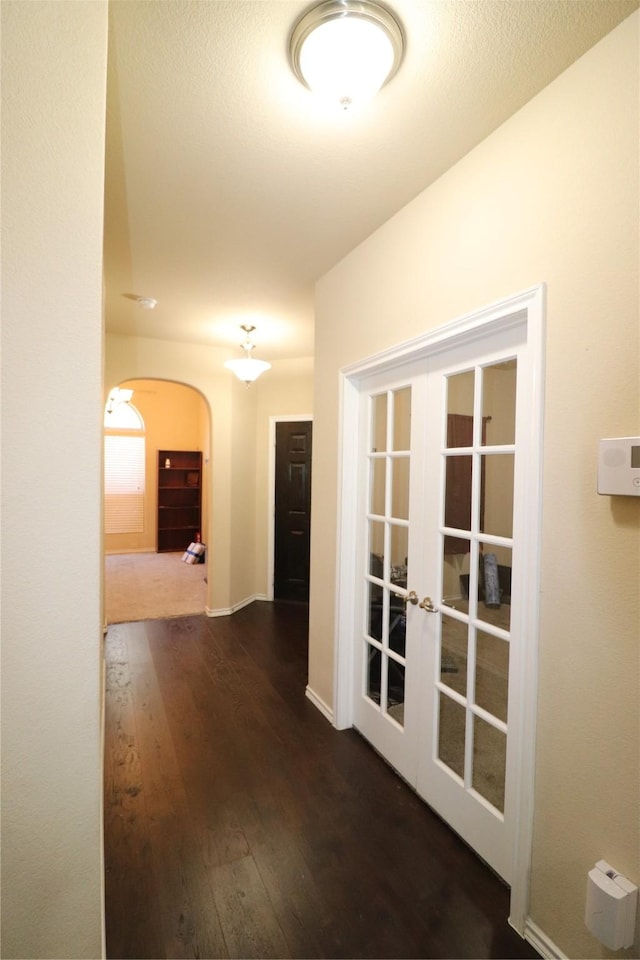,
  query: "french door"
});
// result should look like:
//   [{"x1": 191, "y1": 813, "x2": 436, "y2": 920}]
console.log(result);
[{"x1": 351, "y1": 316, "x2": 536, "y2": 883}]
